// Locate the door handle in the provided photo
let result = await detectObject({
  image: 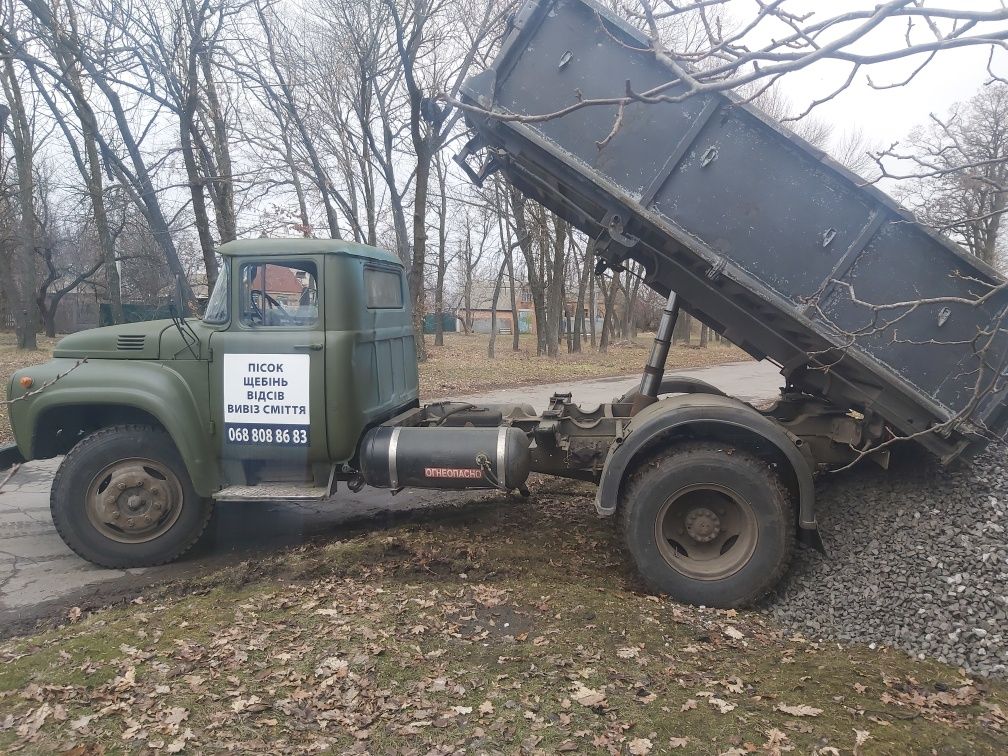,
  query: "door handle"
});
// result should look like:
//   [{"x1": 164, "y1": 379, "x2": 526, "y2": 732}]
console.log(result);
[{"x1": 294, "y1": 343, "x2": 323, "y2": 351}]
